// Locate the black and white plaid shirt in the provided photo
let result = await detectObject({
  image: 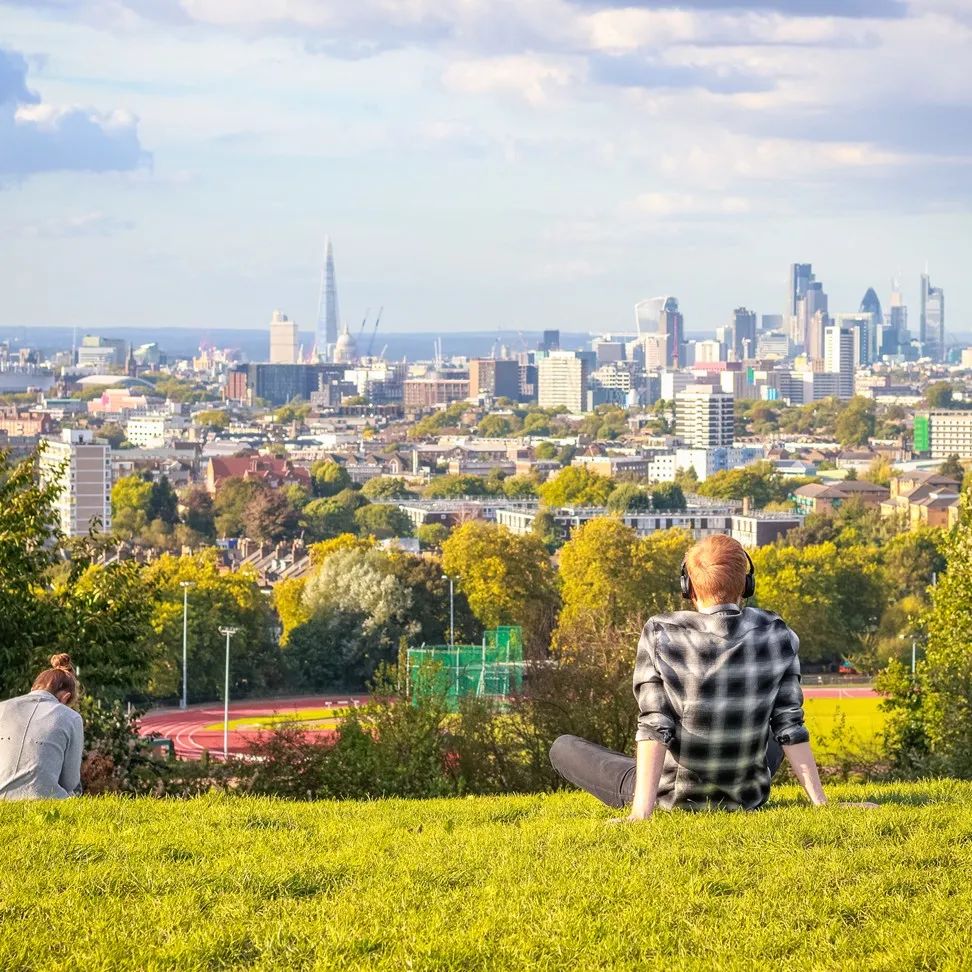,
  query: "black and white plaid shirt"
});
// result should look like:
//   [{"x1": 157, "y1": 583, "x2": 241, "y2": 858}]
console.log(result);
[{"x1": 633, "y1": 604, "x2": 810, "y2": 810}]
